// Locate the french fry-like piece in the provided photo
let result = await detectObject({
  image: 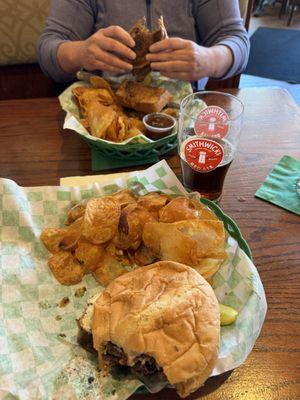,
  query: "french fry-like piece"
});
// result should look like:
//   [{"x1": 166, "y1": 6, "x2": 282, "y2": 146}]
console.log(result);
[
  {"x1": 59, "y1": 217, "x2": 83, "y2": 251},
  {"x1": 92, "y1": 244, "x2": 131, "y2": 286},
  {"x1": 48, "y1": 251, "x2": 86, "y2": 285},
  {"x1": 40, "y1": 228, "x2": 68, "y2": 254},
  {"x1": 67, "y1": 203, "x2": 86, "y2": 225},
  {"x1": 75, "y1": 240, "x2": 104, "y2": 271}
]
